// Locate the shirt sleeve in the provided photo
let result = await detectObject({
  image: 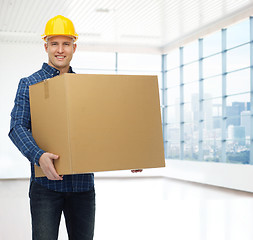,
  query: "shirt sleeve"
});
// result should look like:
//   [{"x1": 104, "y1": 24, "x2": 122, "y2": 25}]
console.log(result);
[{"x1": 8, "y1": 78, "x2": 45, "y2": 166}]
